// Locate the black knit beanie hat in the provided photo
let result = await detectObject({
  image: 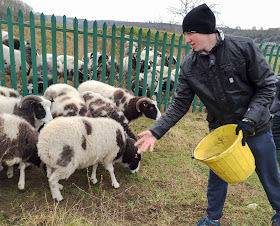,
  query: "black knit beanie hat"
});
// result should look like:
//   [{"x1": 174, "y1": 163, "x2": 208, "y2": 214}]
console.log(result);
[{"x1": 182, "y1": 3, "x2": 216, "y2": 34}]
